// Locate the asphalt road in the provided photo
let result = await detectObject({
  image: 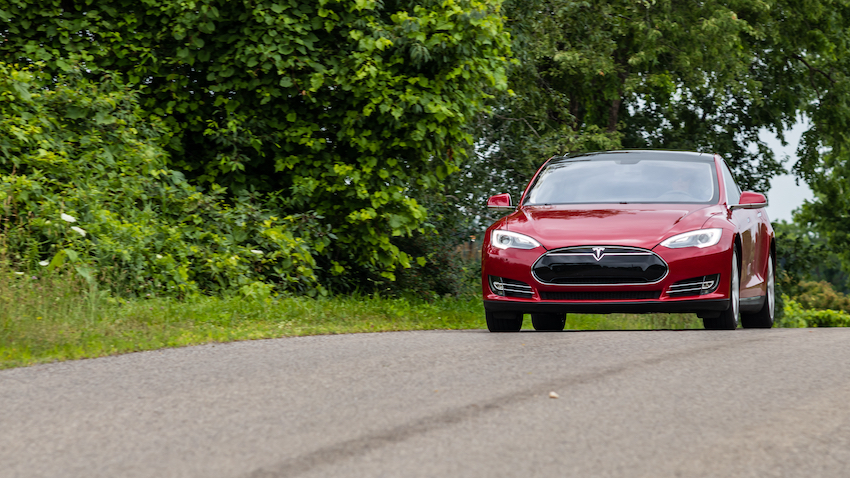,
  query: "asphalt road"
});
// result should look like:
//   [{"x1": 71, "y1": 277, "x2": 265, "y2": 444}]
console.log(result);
[{"x1": 2, "y1": 327, "x2": 850, "y2": 478}]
